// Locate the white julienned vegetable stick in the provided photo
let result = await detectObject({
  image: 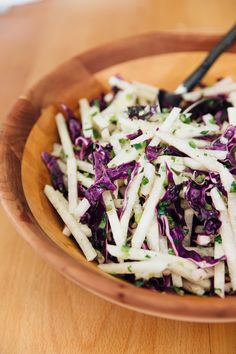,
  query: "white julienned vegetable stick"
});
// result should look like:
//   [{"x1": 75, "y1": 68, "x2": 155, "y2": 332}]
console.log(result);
[
  {"x1": 67, "y1": 157, "x2": 78, "y2": 213},
  {"x1": 109, "y1": 76, "x2": 133, "y2": 91},
  {"x1": 55, "y1": 113, "x2": 74, "y2": 158},
  {"x1": 76, "y1": 171, "x2": 94, "y2": 188},
  {"x1": 130, "y1": 132, "x2": 154, "y2": 145},
  {"x1": 76, "y1": 160, "x2": 94, "y2": 174},
  {"x1": 56, "y1": 191, "x2": 92, "y2": 237},
  {"x1": 191, "y1": 278, "x2": 211, "y2": 290},
  {"x1": 79, "y1": 98, "x2": 93, "y2": 138},
  {"x1": 62, "y1": 225, "x2": 71, "y2": 237},
  {"x1": 155, "y1": 131, "x2": 218, "y2": 171},
  {"x1": 74, "y1": 197, "x2": 91, "y2": 218},
  {"x1": 114, "y1": 198, "x2": 124, "y2": 209},
  {"x1": 132, "y1": 164, "x2": 166, "y2": 249},
  {"x1": 218, "y1": 164, "x2": 235, "y2": 193},
  {"x1": 98, "y1": 259, "x2": 168, "y2": 276},
  {"x1": 228, "y1": 107, "x2": 236, "y2": 126},
  {"x1": 196, "y1": 235, "x2": 211, "y2": 246},
  {"x1": 202, "y1": 150, "x2": 227, "y2": 160},
  {"x1": 182, "y1": 280, "x2": 205, "y2": 296},
  {"x1": 120, "y1": 173, "x2": 144, "y2": 240},
  {"x1": 183, "y1": 209, "x2": 194, "y2": 246},
  {"x1": 62, "y1": 223, "x2": 91, "y2": 238},
  {"x1": 93, "y1": 113, "x2": 109, "y2": 130},
  {"x1": 229, "y1": 91, "x2": 236, "y2": 107},
  {"x1": 148, "y1": 107, "x2": 181, "y2": 146},
  {"x1": 168, "y1": 264, "x2": 207, "y2": 282},
  {"x1": 133, "y1": 198, "x2": 143, "y2": 224},
  {"x1": 101, "y1": 128, "x2": 110, "y2": 141},
  {"x1": 210, "y1": 188, "x2": 236, "y2": 290},
  {"x1": 140, "y1": 162, "x2": 155, "y2": 197},
  {"x1": 44, "y1": 185, "x2": 96, "y2": 261},
  {"x1": 109, "y1": 136, "x2": 122, "y2": 155},
  {"x1": 228, "y1": 193, "x2": 236, "y2": 245},
  {"x1": 214, "y1": 240, "x2": 225, "y2": 298},
  {"x1": 51, "y1": 143, "x2": 62, "y2": 157},
  {"x1": 57, "y1": 160, "x2": 94, "y2": 188},
  {"x1": 132, "y1": 80, "x2": 159, "y2": 102},
  {"x1": 171, "y1": 273, "x2": 183, "y2": 288},
  {"x1": 102, "y1": 89, "x2": 136, "y2": 116},
  {"x1": 203, "y1": 82, "x2": 236, "y2": 96},
  {"x1": 175, "y1": 125, "x2": 219, "y2": 139},
  {"x1": 159, "y1": 236, "x2": 168, "y2": 254},
  {"x1": 103, "y1": 191, "x2": 124, "y2": 246},
  {"x1": 155, "y1": 155, "x2": 206, "y2": 171},
  {"x1": 106, "y1": 245, "x2": 198, "y2": 270},
  {"x1": 100, "y1": 257, "x2": 206, "y2": 282},
  {"x1": 107, "y1": 148, "x2": 139, "y2": 167},
  {"x1": 146, "y1": 215, "x2": 160, "y2": 252}
]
